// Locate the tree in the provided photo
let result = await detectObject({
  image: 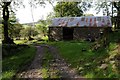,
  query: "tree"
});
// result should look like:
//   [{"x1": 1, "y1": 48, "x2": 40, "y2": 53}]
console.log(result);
[
  {"x1": 79, "y1": 1, "x2": 93, "y2": 13},
  {"x1": 36, "y1": 20, "x2": 48, "y2": 37},
  {"x1": 95, "y1": 1, "x2": 111, "y2": 16},
  {"x1": 0, "y1": 24, "x2": 3, "y2": 39},
  {"x1": 7, "y1": 12, "x2": 23, "y2": 39},
  {"x1": 54, "y1": 2, "x2": 83, "y2": 17},
  {"x1": 2, "y1": 2, "x2": 14, "y2": 44},
  {"x1": 0, "y1": 0, "x2": 54, "y2": 44},
  {"x1": 46, "y1": 12, "x2": 56, "y2": 24},
  {"x1": 20, "y1": 26, "x2": 38, "y2": 40},
  {"x1": 95, "y1": 1, "x2": 120, "y2": 28},
  {"x1": 113, "y1": 1, "x2": 120, "y2": 28},
  {"x1": 113, "y1": 1, "x2": 120, "y2": 16},
  {"x1": 83, "y1": 14, "x2": 94, "y2": 16},
  {"x1": 0, "y1": 0, "x2": 24, "y2": 44},
  {"x1": 9, "y1": 23, "x2": 23, "y2": 39}
]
